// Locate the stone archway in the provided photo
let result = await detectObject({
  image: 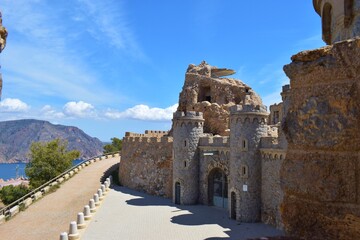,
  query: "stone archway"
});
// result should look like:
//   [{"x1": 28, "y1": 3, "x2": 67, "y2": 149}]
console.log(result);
[{"x1": 208, "y1": 168, "x2": 228, "y2": 209}]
